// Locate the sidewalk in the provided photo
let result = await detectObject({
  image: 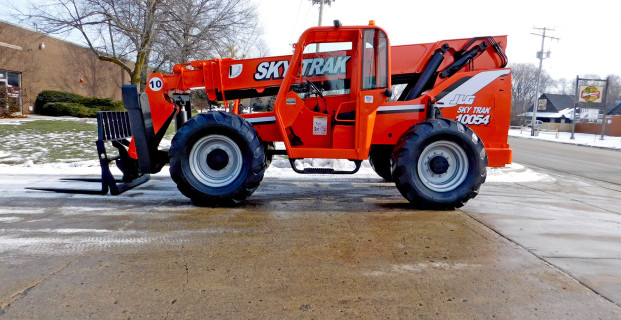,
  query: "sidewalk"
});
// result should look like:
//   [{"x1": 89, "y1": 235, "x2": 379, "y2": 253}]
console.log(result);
[
  {"x1": 0, "y1": 114, "x2": 94, "y2": 123},
  {"x1": 509, "y1": 128, "x2": 621, "y2": 150}
]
